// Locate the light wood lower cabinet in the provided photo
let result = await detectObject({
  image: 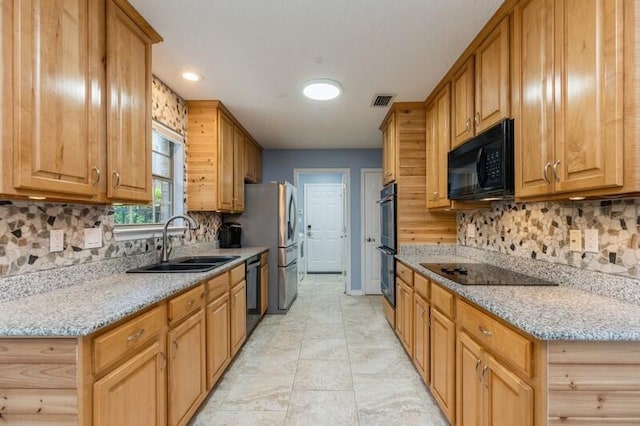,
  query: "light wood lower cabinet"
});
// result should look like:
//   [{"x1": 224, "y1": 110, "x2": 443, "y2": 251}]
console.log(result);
[
  {"x1": 93, "y1": 339, "x2": 166, "y2": 426},
  {"x1": 395, "y1": 277, "x2": 414, "y2": 356},
  {"x1": 430, "y1": 307, "x2": 456, "y2": 424},
  {"x1": 206, "y1": 292, "x2": 230, "y2": 389},
  {"x1": 413, "y1": 293, "x2": 429, "y2": 383},
  {"x1": 167, "y1": 310, "x2": 206, "y2": 426},
  {"x1": 230, "y1": 279, "x2": 247, "y2": 357}
]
